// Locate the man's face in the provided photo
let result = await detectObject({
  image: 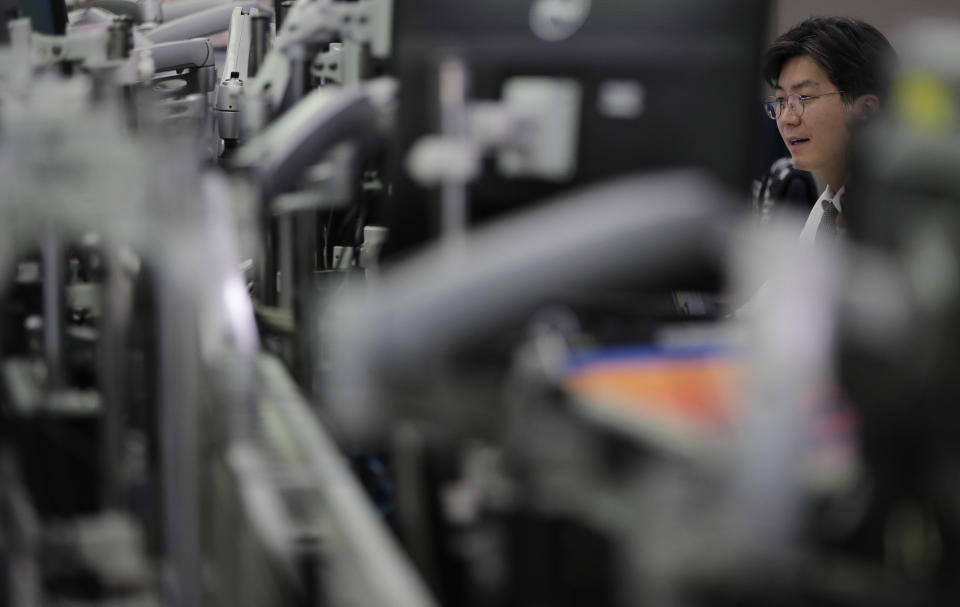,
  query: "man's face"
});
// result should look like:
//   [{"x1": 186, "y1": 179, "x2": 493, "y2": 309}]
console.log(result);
[{"x1": 775, "y1": 55, "x2": 852, "y2": 187}]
